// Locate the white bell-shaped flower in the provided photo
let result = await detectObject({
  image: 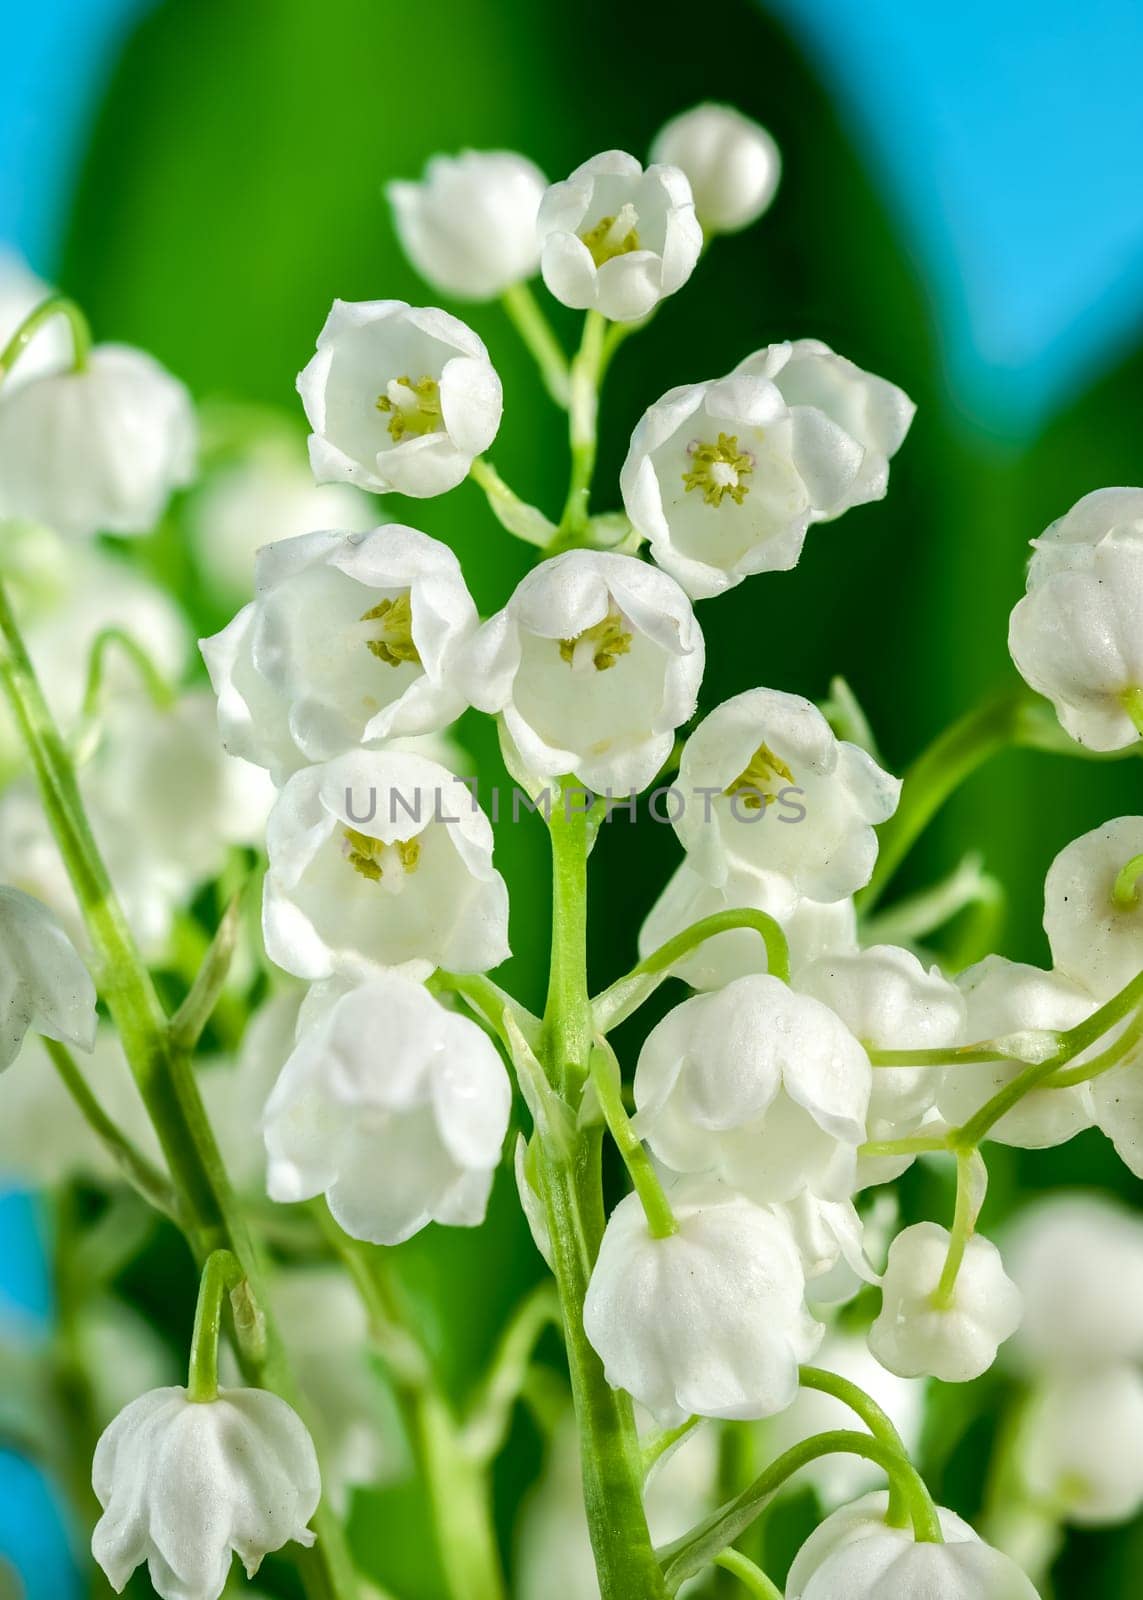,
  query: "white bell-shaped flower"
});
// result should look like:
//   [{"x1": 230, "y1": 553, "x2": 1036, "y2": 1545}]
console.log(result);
[
  {"x1": 633, "y1": 974, "x2": 871, "y2": 1205},
  {"x1": 1005, "y1": 1194, "x2": 1143, "y2": 1372},
  {"x1": 297, "y1": 299, "x2": 502, "y2": 498},
  {"x1": 734, "y1": 340, "x2": 915, "y2": 519},
  {"x1": 673, "y1": 688, "x2": 900, "y2": 901},
  {"x1": 639, "y1": 857, "x2": 857, "y2": 991},
  {"x1": 201, "y1": 525, "x2": 477, "y2": 781},
  {"x1": 778, "y1": 1190, "x2": 878, "y2": 1305},
  {"x1": 869, "y1": 1222, "x2": 1022, "y2": 1382},
  {"x1": 1009, "y1": 524, "x2": 1143, "y2": 750},
  {"x1": 0, "y1": 885, "x2": 97, "y2": 1071},
  {"x1": 91, "y1": 1384, "x2": 320, "y2": 1599},
  {"x1": 583, "y1": 1182, "x2": 821, "y2": 1423},
  {"x1": 537, "y1": 150, "x2": 702, "y2": 323},
  {"x1": 263, "y1": 974, "x2": 510, "y2": 1245},
  {"x1": 0, "y1": 345, "x2": 196, "y2": 538},
  {"x1": 936, "y1": 957, "x2": 1096, "y2": 1148},
  {"x1": 786, "y1": 1491, "x2": 1040, "y2": 1600},
  {"x1": 620, "y1": 374, "x2": 864, "y2": 600},
  {"x1": 466, "y1": 549, "x2": 703, "y2": 793},
  {"x1": 1024, "y1": 486, "x2": 1143, "y2": 584},
  {"x1": 1043, "y1": 816, "x2": 1143, "y2": 998},
  {"x1": 0, "y1": 250, "x2": 70, "y2": 386},
  {"x1": 388, "y1": 150, "x2": 547, "y2": 300},
  {"x1": 798, "y1": 944, "x2": 964, "y2": 1149},
  {"x1": 650, "y1": 103, "x2": 780, "y2": 234},
  {"x1": 1017, "y1": 1367, "x2": 1143, "y2": 1526},
  {"x1": 262, "y1": 748, "x2": 509, "y2": 982}
]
